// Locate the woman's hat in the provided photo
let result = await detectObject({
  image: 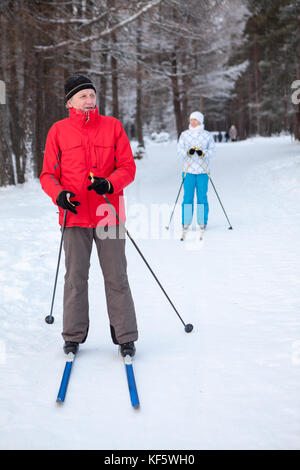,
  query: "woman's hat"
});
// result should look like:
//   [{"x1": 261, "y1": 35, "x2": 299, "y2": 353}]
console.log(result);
[{"x1": 189, "y1": 111, "x2": 204, "y2": 124}]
